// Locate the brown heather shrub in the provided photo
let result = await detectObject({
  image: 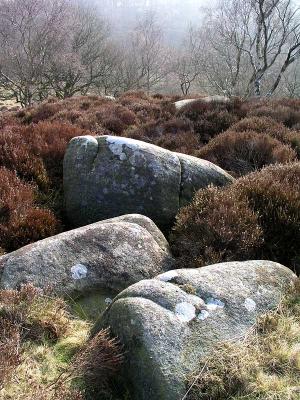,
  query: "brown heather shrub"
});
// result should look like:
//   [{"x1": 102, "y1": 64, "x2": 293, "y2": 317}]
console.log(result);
[
  {"x1": 247, "y1": 99, "x2": 300, "y2": 129},
  {"x1": 229, "y1": 116, "x2": 300, "y2": 158},
  {"x1": 156, "y1": 132, "x2": 200, "y2": 154},
  {"x1": 0, "y1": 285, "x2": 89, "y2": 399},
  {"x1": 73, "y1": 328, "x2": 123, "y2": 397},
  {"x1": 234, "y1": 163, "x2": 300, "y2": 271},
  {"x1": 0, "y1": 167, "x2": 61, "y2": 252},
  {"x1": 22, "y1": 102, "x2": 63, "y2": 124},
  {"x1": 170, "y1": 186, "x2": 263, "y2": 269},
  {"x1": 0, "y1": 112, "x2": 19, "y2": 130},
  {"x1": 95, "y1": 104, "x2": 136, "y2": 135},
  {"x1": 123, "y1": 120, "x2": 163, "y2": 142},
  {"x1": 0, "y1": 284, "x2": 123, "y2": 399},
  {"x1": 0, "y1": 121, "x2": 88, "y2": 189},
  {"x1": 7, "y1": 208, "x2": 60, "y2": 251},
  {"x1": 0, "y1": 285, "x2": 70, "y2": 391},
  {"x1": 0, "y1": 126, "x2": 49, "y2": 188},
  {"x1": 178, "y1": 99, "x2": 242, "y2": 143},
  {"x1": 119, "y1": 91, "x2": 176, "y2": 124},
  {"x1": 21, "y1": 121, "x2": 89, "y2": 184},
  {"x1": 171, "y1": 163, "x2": 300, "y2": 273},
  {"x1": 197, "y1": 130, "x2": 297, "y2": 176},
  {"x1": 229, "y1": 116, "x2": 295, "y2": 142},
  {"x1": 161, "y1": 117, "x2": 192, "y2": 135}
]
